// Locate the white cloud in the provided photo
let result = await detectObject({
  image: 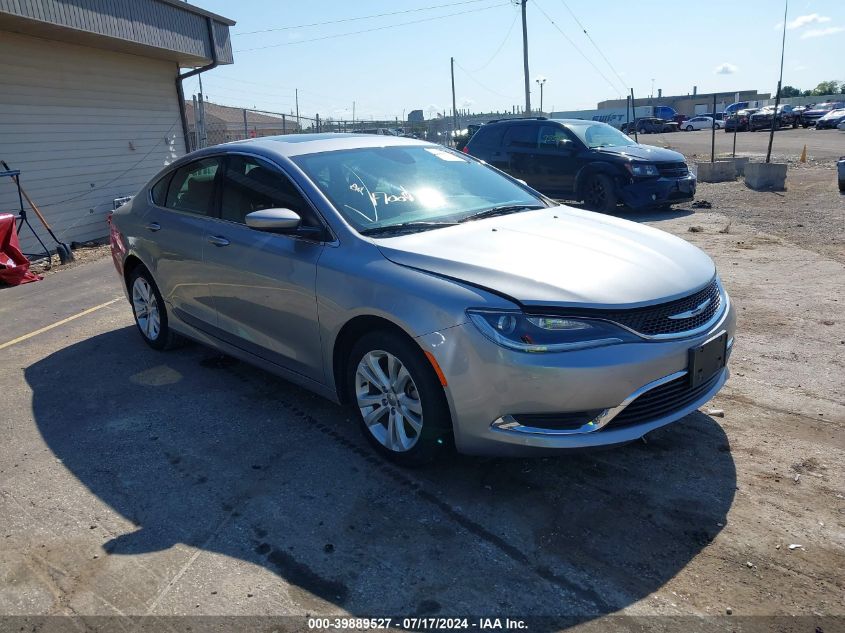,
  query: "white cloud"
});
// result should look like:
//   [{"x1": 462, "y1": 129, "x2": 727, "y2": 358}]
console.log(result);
[
  {"x1": 775, "y1": 13, "x2": 832, "y2": 30},
  {"x1": 801, "y1": 25, "x2": 845, "y2": 38},
  {"x1": 714, "y1": 62, "x2": 739, "y2": 75}
]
